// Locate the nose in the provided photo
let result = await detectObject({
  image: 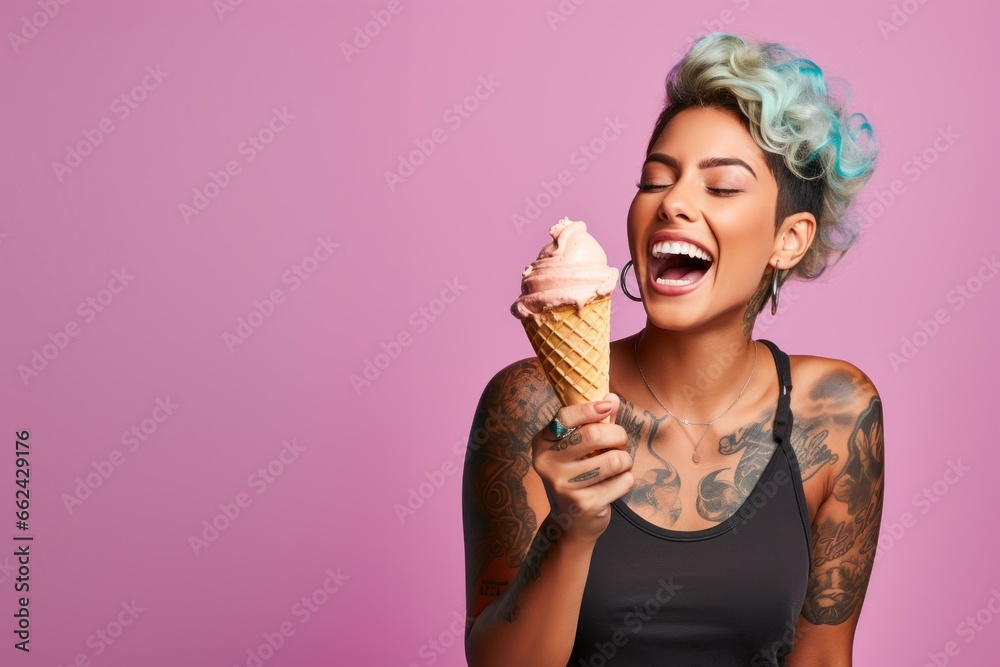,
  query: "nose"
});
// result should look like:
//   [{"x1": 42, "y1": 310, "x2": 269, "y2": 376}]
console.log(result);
[{"x1": 657, "y1": 178, "x2": 699, "y2": 224}]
